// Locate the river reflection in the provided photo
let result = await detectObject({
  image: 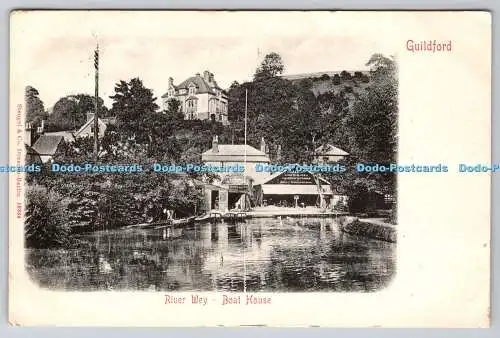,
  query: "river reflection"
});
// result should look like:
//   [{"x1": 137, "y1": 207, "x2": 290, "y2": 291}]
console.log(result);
[{"x1": 26, "y1": 218, "x2": 396, "y2": 292}]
